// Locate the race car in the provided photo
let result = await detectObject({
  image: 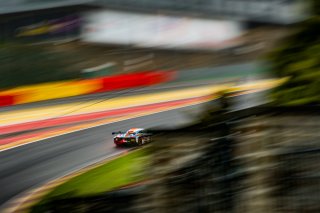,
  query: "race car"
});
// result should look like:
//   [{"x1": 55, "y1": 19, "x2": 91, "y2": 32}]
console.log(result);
[{"x1": 113, "y1": 128, "x2": 152, "y2": 147}]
